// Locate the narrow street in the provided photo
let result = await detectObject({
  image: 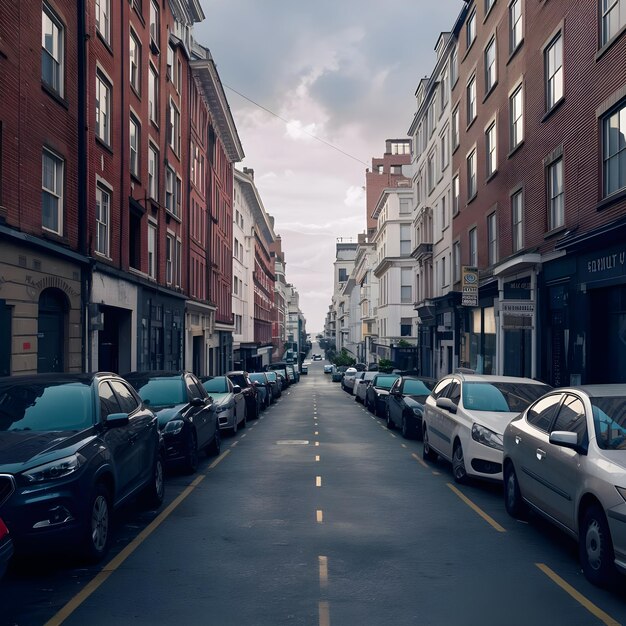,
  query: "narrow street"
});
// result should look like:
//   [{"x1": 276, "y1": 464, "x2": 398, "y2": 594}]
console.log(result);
[{"x1": 3, "y1": 361, "x2": 626, "y2": 625}]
